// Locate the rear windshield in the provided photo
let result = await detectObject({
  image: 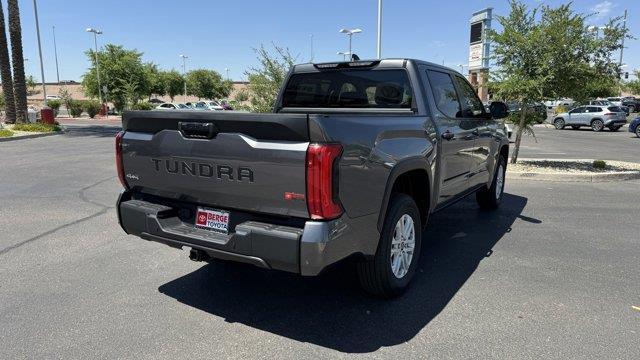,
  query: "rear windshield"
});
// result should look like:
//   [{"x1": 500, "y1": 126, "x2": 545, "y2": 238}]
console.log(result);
[{"x1": 282, "y1": 69, "x2": 413, "y2": 109}]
